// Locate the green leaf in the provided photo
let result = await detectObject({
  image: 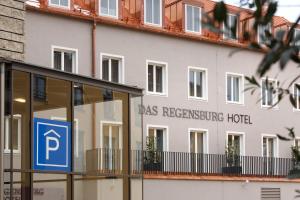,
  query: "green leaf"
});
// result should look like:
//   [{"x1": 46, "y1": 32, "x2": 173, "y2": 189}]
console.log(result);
[
  {"x1": 279, "y1": 48, "x2": 294, "y2": 70},
  {"x1": 213, "y1": 1, "x2": 227, "y2": 25},
  {"x1": 277, "y1": 134, "x2": 291, "y2": 141}
]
